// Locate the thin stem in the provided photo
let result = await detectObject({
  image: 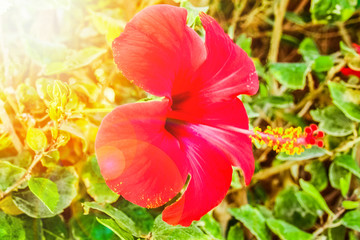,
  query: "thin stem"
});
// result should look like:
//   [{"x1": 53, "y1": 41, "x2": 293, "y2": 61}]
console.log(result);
[
  {"x1": 312, "y1": 208, "x2": 346, "y2": 237},
  {"x1": 0, "y1": 151, "x2": 44, "y2": 200}
]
